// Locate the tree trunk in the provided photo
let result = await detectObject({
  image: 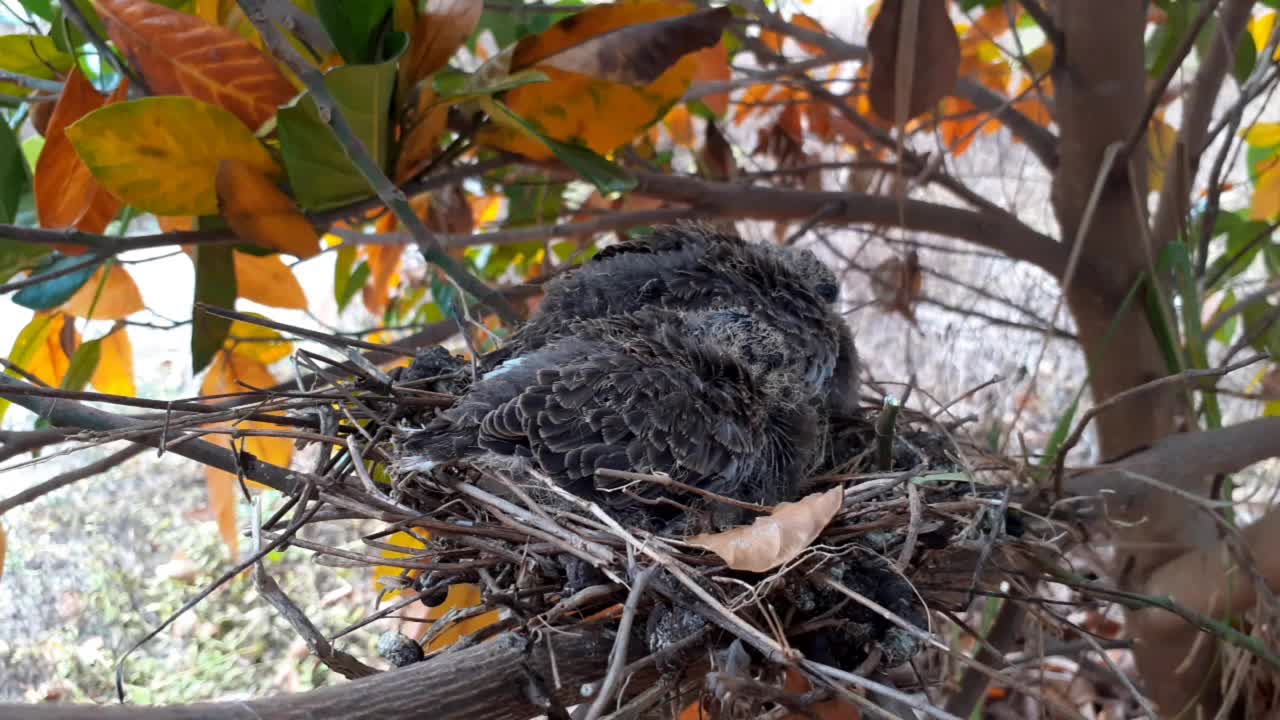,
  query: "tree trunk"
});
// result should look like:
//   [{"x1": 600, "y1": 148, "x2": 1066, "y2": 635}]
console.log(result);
[{"x1": 1052, "y1": 2, "x2": 1248, "y2": 715}]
